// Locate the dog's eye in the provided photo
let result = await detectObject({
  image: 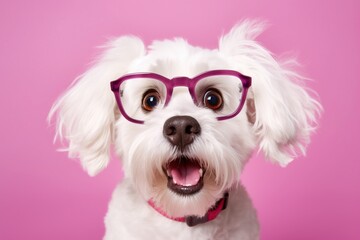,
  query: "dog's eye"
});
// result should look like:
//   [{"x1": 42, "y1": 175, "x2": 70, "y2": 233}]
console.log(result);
[
  {"x1": 203, "y1": 89, "x2": 223, "y2": 111},
  {"x1": 142, "y1": 90, "x2": 161, "y2": 112}
]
